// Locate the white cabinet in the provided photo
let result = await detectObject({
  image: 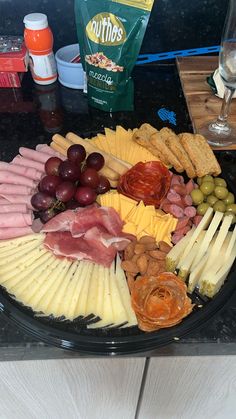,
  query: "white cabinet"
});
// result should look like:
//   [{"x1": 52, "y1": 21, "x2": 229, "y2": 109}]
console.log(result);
[
  {"x1": 138, "y1": 356, "x2": 236, "y2": 419},
  {"x1": 0, "y1": 358, "x2": 145, "y2": 419}
]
